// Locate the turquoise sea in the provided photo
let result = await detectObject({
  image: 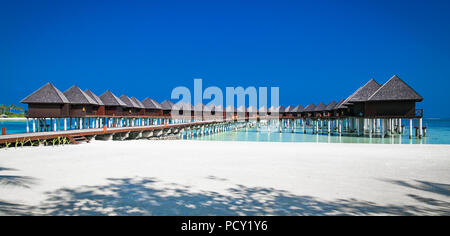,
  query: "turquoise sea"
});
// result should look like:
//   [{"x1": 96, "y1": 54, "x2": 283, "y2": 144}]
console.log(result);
[
  {"x1": 194, "y1": 119, "x2": 450, "y2": 145},
  {"x1": 1, "y1": 119, "x2": 450, "y2": 144}
]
